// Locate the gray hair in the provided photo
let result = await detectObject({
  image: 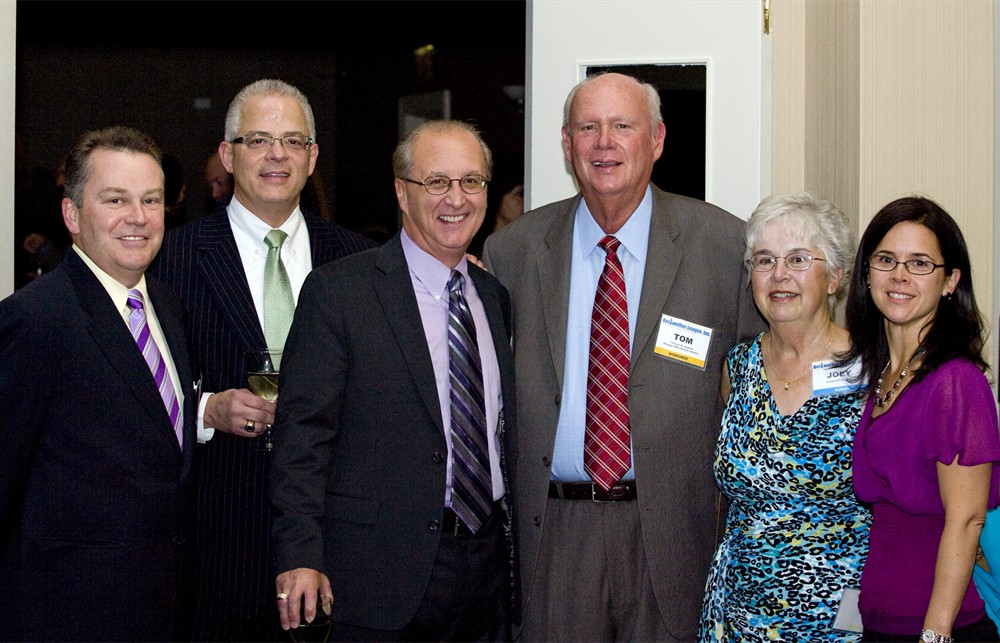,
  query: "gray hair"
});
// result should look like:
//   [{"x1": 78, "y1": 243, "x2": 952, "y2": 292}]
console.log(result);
[
  {"x1": 745, "y1": 191, "x2": 856, "y2": 309},
  {"x1": 392, "y1": 120, "x2": 493, "y2": 181},
  {"x1": 224, "y1": 79, "x2": 316, "y2": 142},
  {"x1": 562, "y1": 72, "x2": 663, "y2": 134}
]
